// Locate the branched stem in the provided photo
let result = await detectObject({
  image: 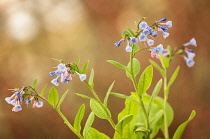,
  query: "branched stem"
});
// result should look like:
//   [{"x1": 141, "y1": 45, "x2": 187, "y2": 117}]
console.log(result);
[{"x1": 163, "y1": 72, "x2": 169, "y2": 139}]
